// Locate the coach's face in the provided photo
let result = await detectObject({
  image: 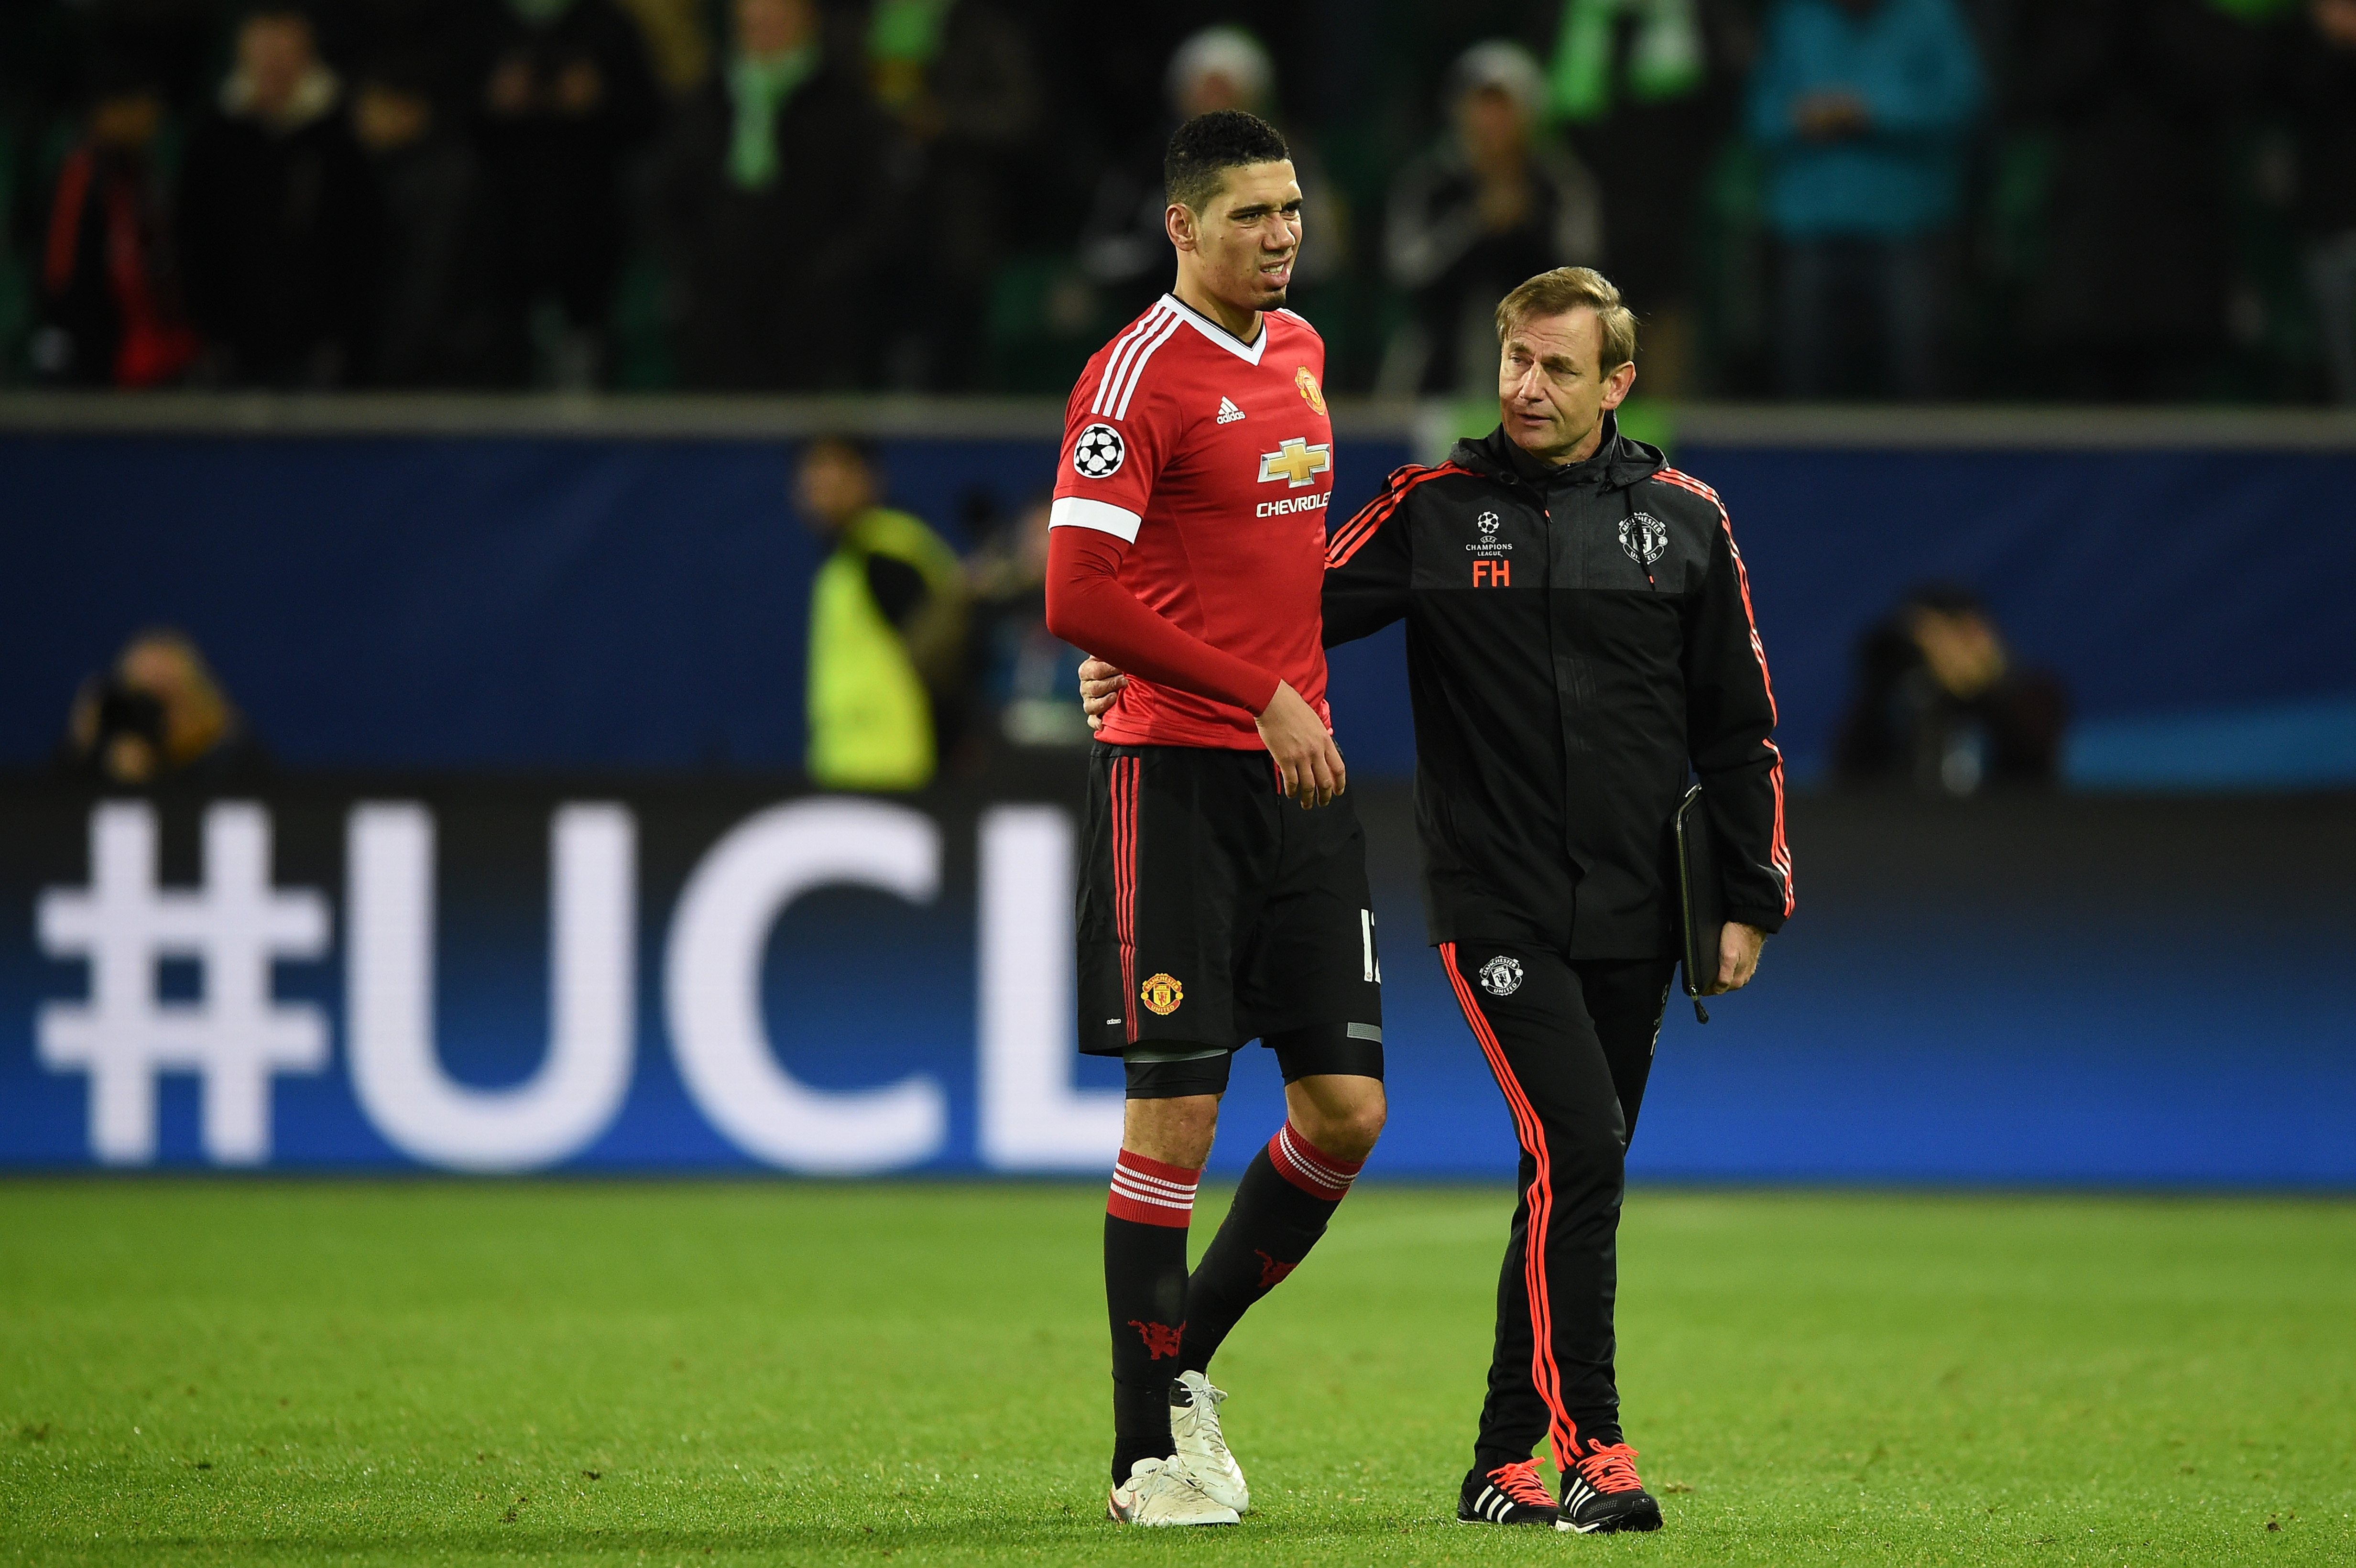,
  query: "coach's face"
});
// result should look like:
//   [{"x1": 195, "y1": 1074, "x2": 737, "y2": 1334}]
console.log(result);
[
  {"x1": 1171, "y1": 161, "x2": 1303, "y2": 316},
  {"x1": 1498, "y1": 307, "x2": 1636, "y2": 466}
]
